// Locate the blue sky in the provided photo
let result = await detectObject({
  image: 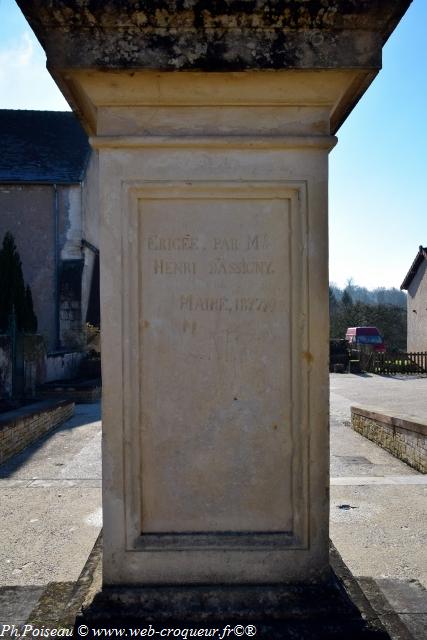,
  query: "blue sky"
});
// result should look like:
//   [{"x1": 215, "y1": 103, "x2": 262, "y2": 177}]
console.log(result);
[
  {"x1": 0, "y1": 0, "x2": 425, "y2": 290},
  {"x1": 329, "y1": 0, "x2": 427, "y2": 290}
]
